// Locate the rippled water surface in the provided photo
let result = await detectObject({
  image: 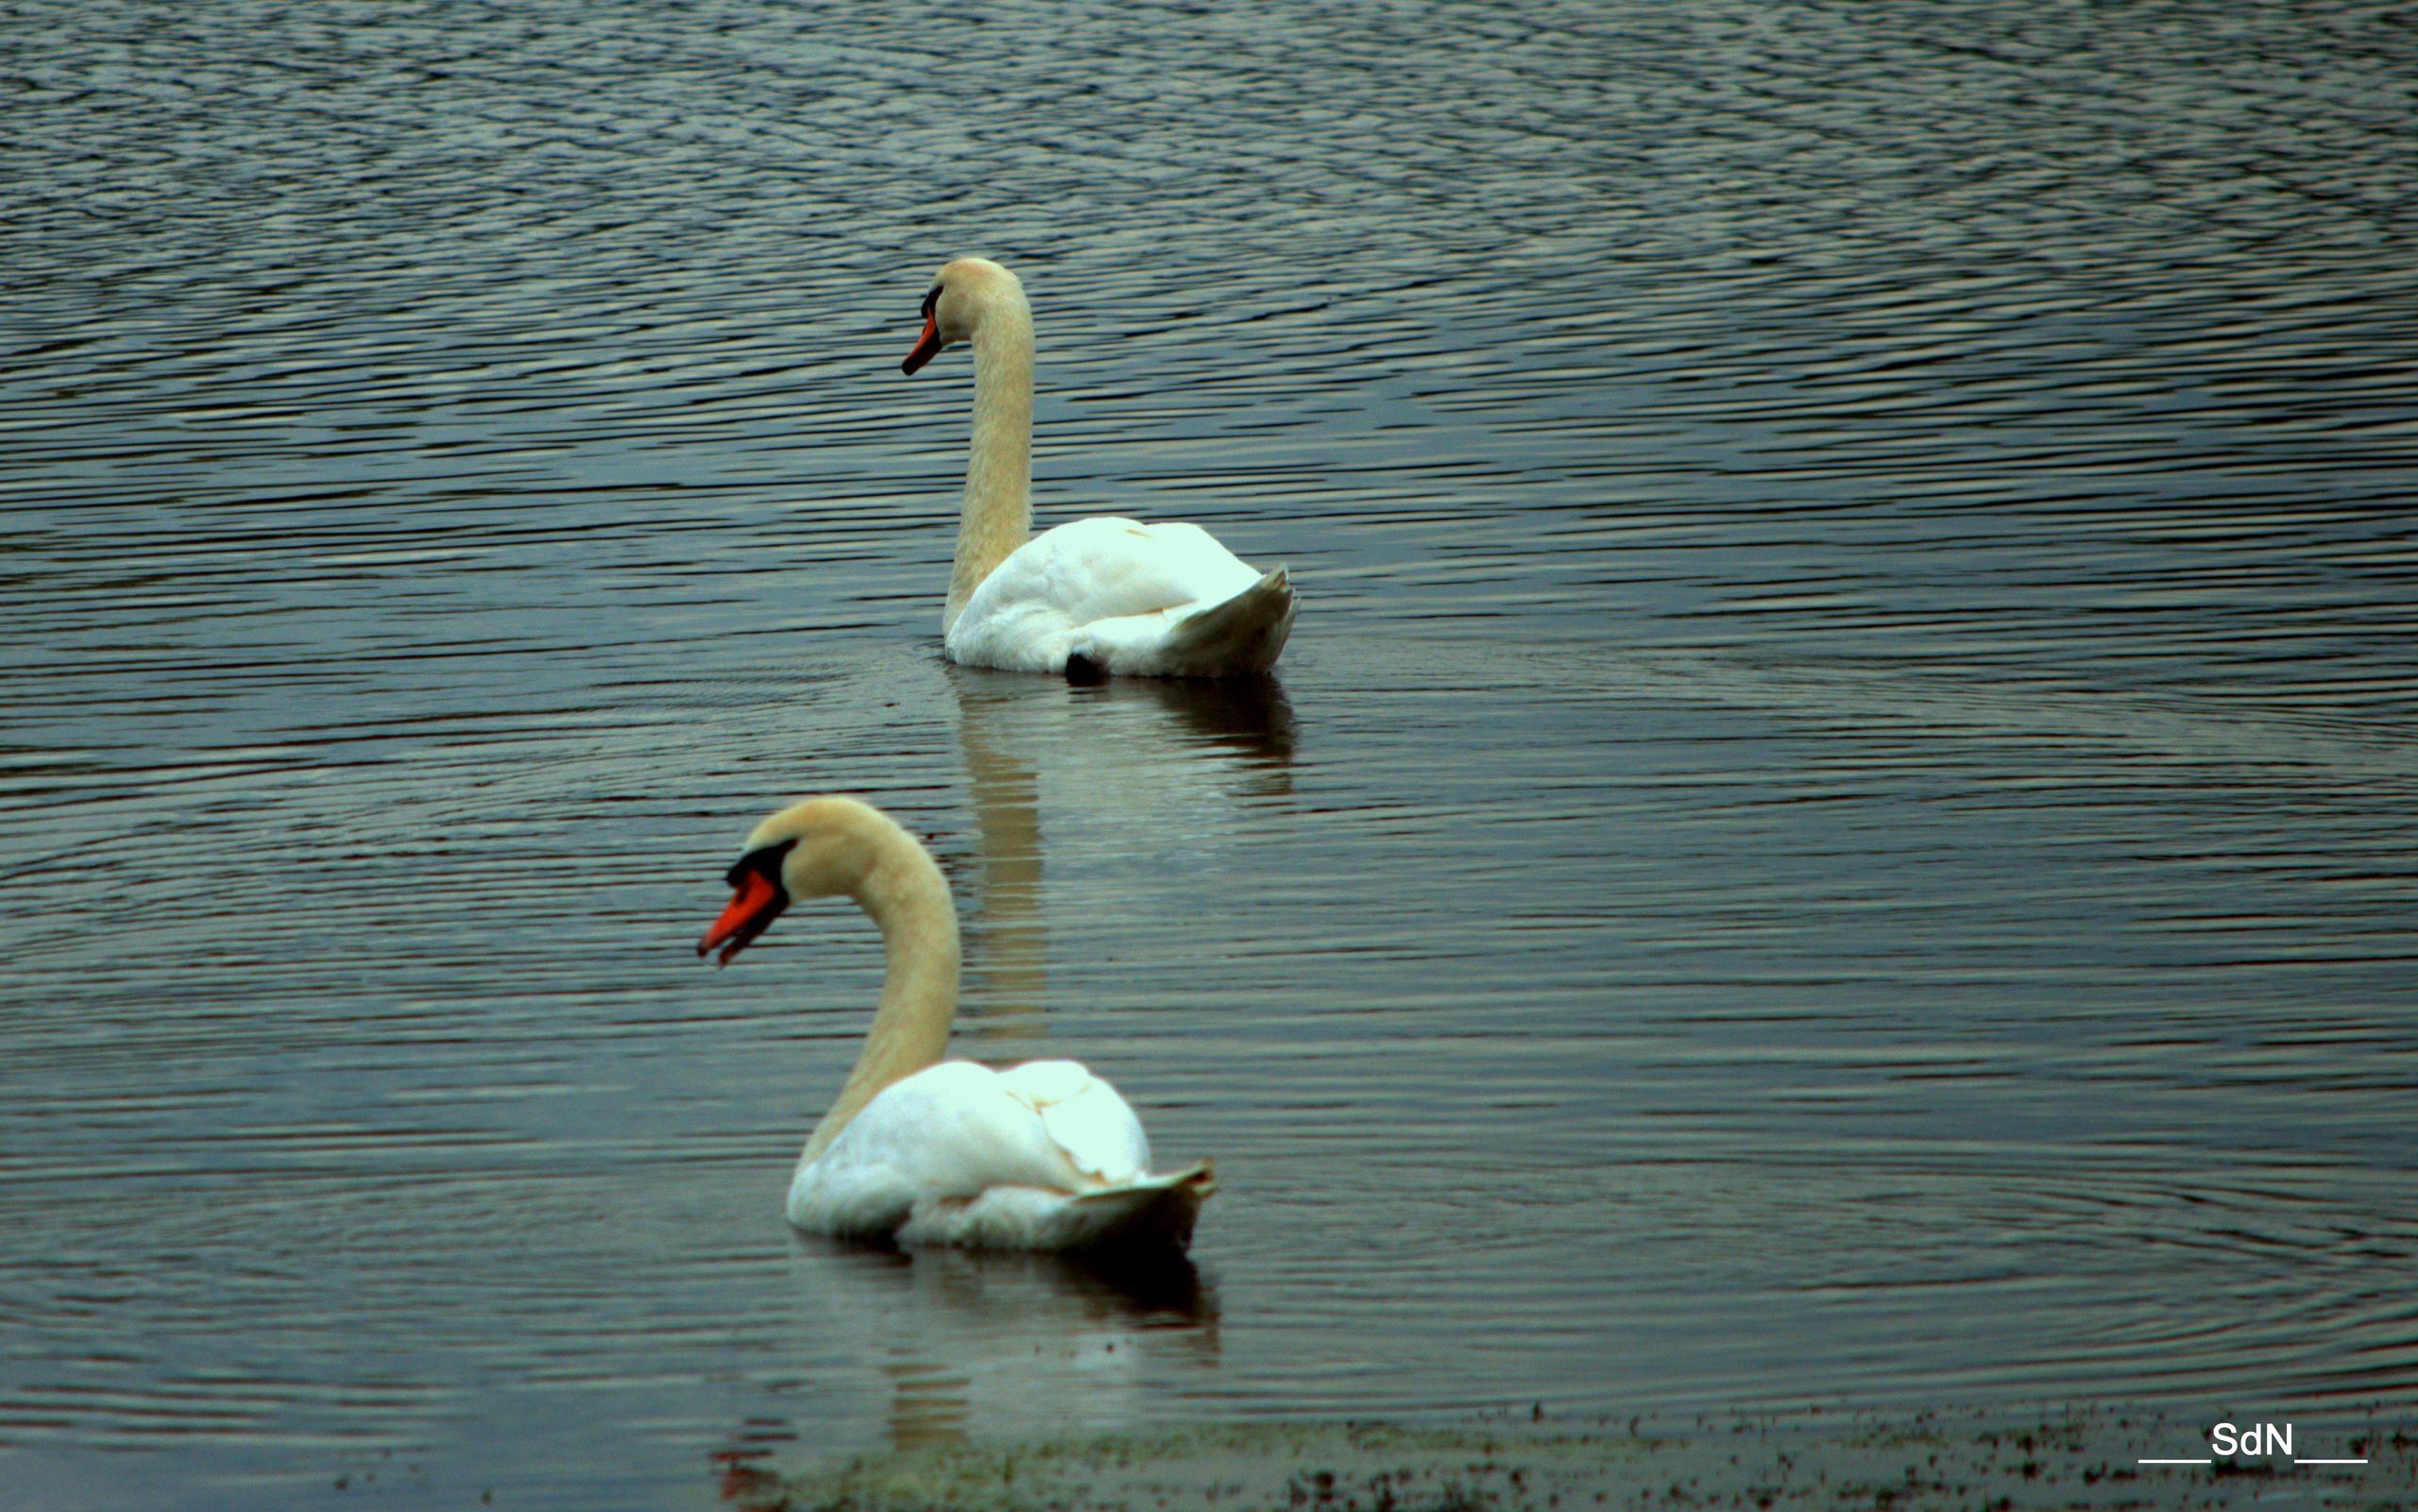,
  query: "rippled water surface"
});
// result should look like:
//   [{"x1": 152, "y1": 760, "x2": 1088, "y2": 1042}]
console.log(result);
[{"x1": 6, "y1": 1, "x2": 2416, "y2": 1506}]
